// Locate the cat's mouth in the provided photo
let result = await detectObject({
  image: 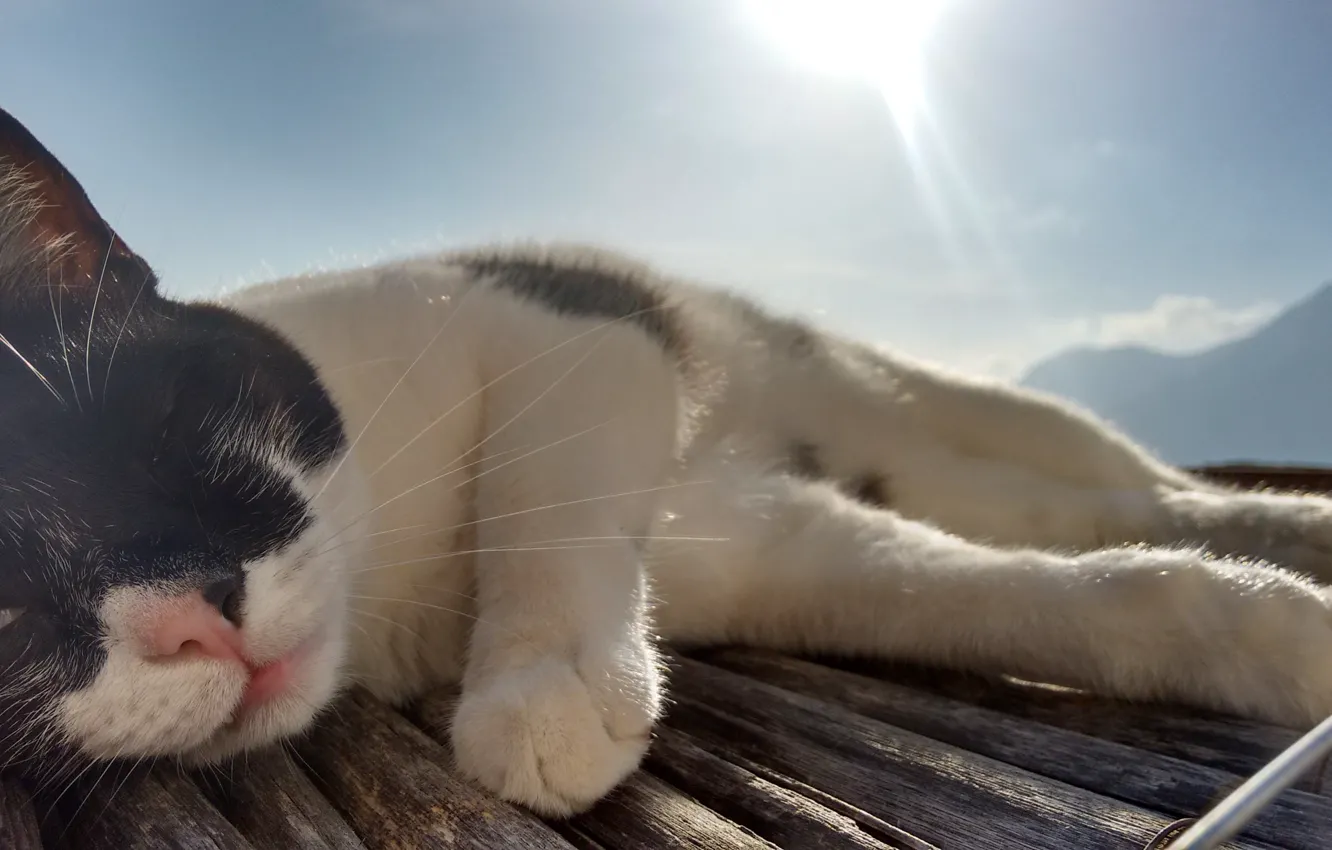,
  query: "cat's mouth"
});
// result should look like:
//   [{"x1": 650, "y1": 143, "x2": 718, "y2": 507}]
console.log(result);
[
  {"x1": 179, "y1": 623, "x2": 344, "y2": 764},
  {"x1": 224, "y1": 630, "x2": 323, "y2": 726}
]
